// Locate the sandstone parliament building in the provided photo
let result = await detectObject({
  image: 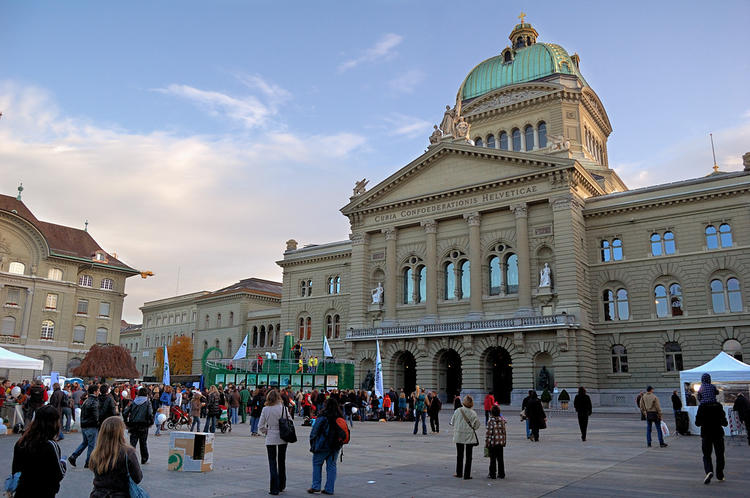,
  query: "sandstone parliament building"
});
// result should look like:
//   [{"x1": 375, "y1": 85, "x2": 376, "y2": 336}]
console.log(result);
[{"x1": 141, "y1": 20, "x2": 750, "y2": 407}]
